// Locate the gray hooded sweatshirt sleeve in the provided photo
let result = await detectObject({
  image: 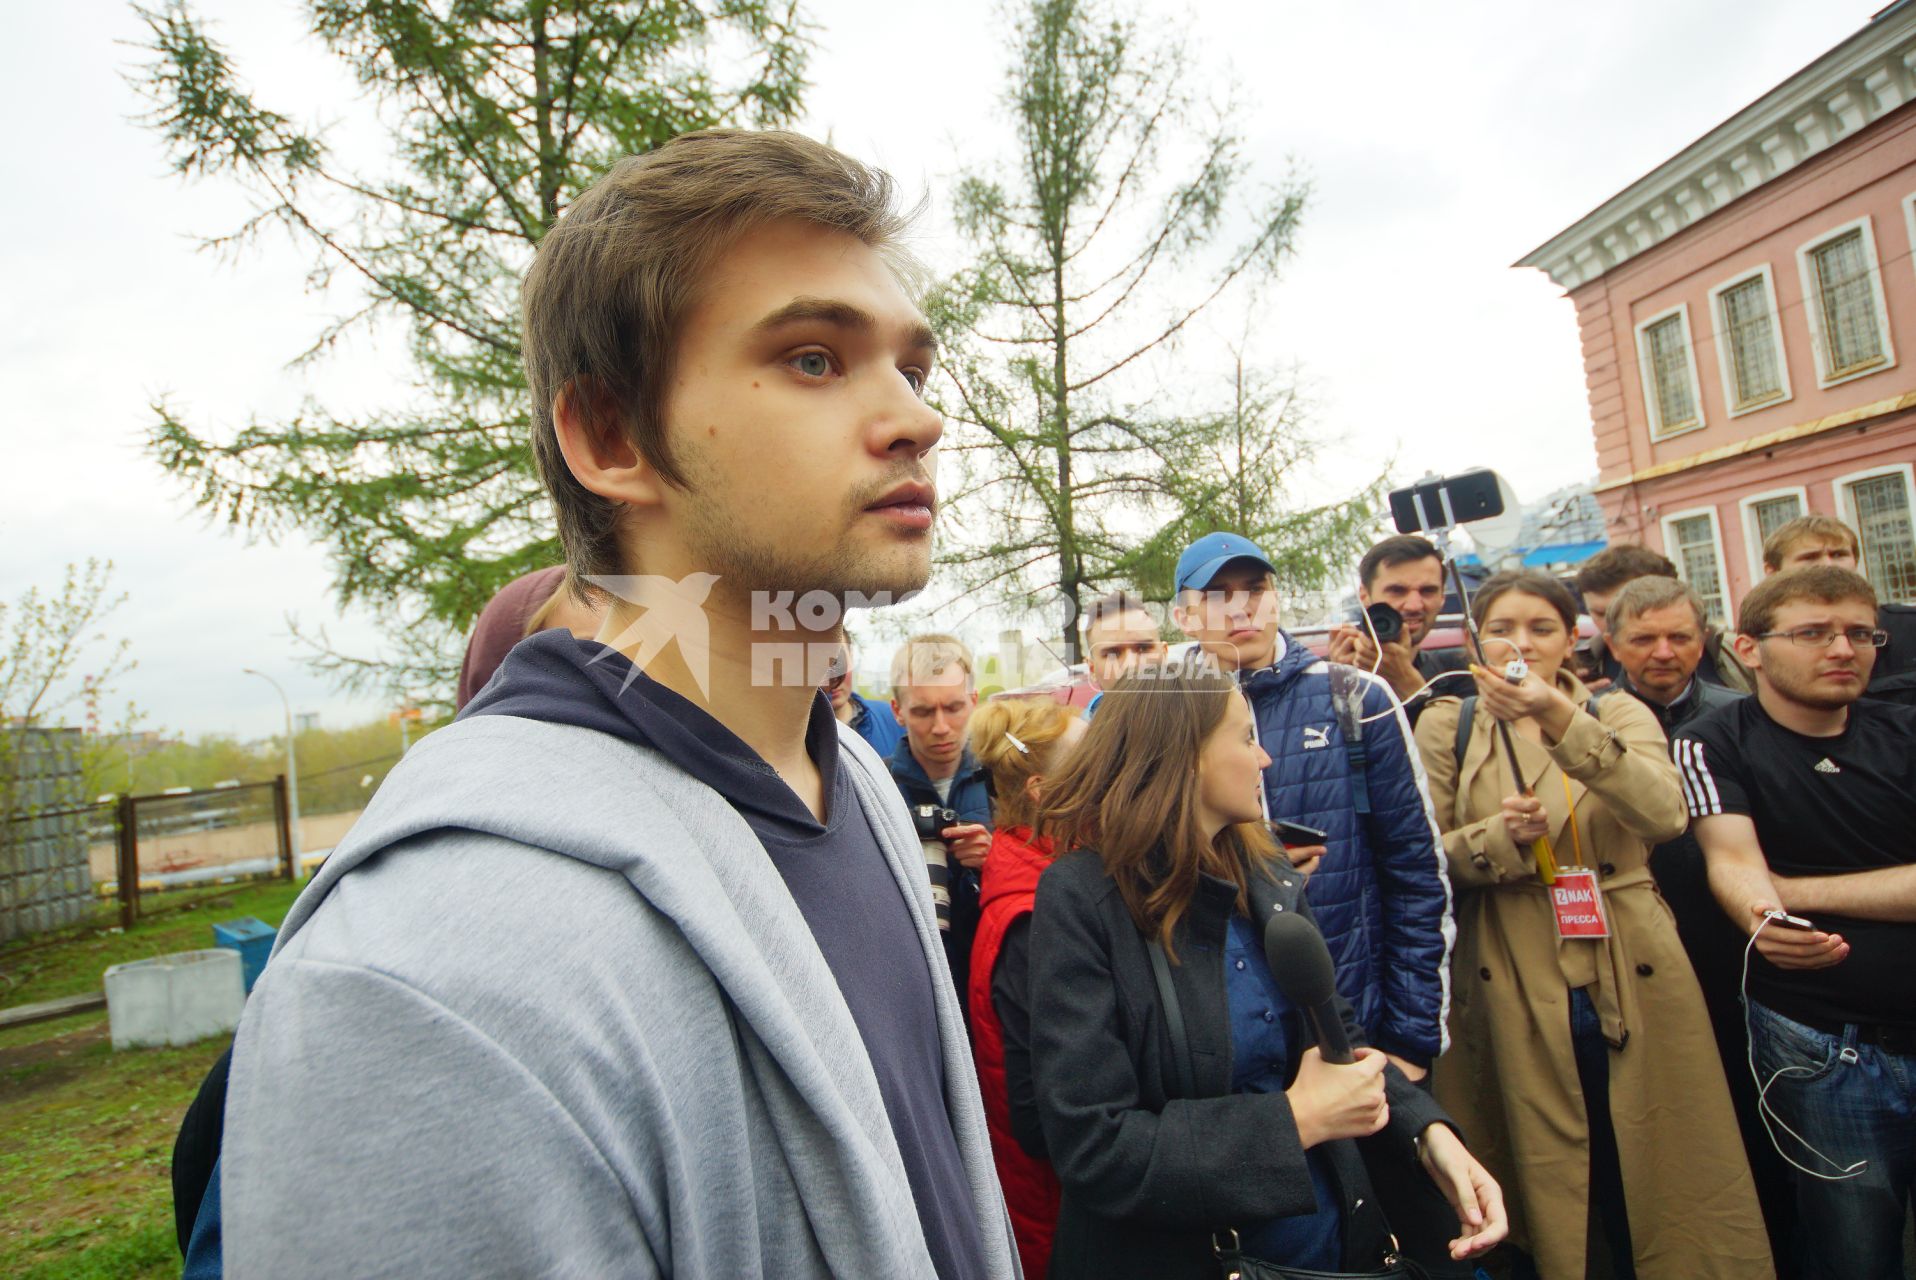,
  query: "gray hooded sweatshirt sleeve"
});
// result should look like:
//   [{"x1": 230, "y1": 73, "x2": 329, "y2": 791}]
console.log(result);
[{"x1": 221, "y1": 716, "x2": 1019, "y2": 1278}]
